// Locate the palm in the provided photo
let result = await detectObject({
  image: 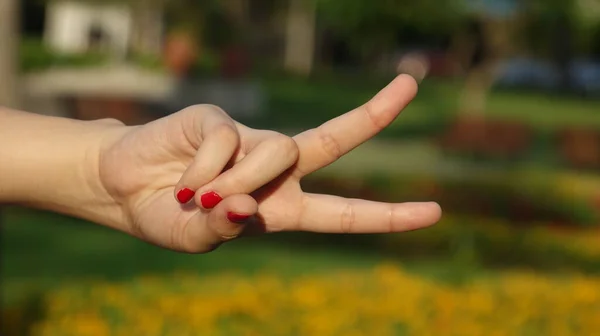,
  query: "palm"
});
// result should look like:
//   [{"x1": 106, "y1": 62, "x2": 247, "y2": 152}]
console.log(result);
[{"x1": 100, "y1": 114, "x2": 206, "y2": 248}]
